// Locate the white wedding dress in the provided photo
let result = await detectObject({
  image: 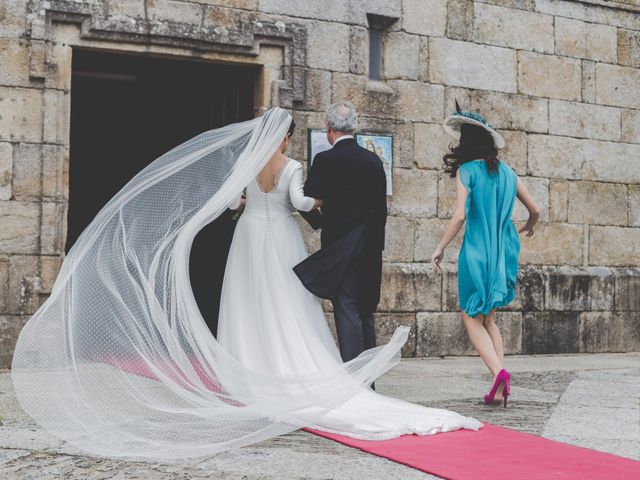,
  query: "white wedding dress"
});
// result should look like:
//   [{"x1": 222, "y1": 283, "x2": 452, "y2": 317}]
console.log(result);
[{"x1": 218, "y1": 158, "x2": 482, "y2": 439}]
